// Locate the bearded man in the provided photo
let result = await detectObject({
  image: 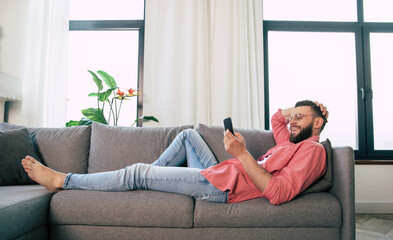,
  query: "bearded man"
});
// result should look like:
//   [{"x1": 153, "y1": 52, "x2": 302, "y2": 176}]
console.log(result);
[{"x1": 22, "y1": 100, "x2": 328, "y2": 205}]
